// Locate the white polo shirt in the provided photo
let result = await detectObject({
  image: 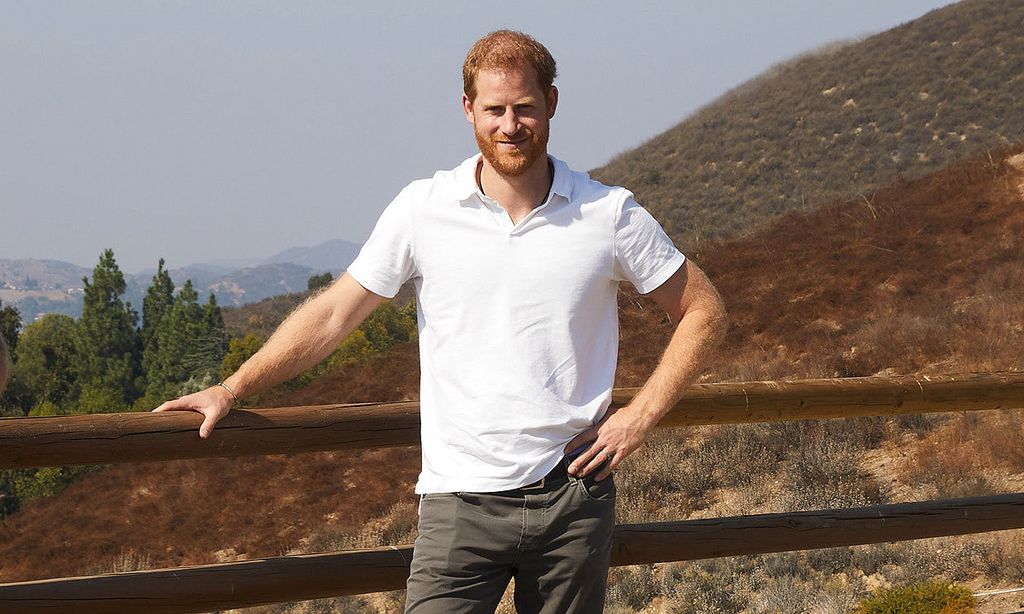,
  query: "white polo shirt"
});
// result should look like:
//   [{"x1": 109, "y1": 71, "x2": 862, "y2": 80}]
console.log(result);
[{"x1": 347, "y1": 154, "x2": 685, "y2": 494}]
